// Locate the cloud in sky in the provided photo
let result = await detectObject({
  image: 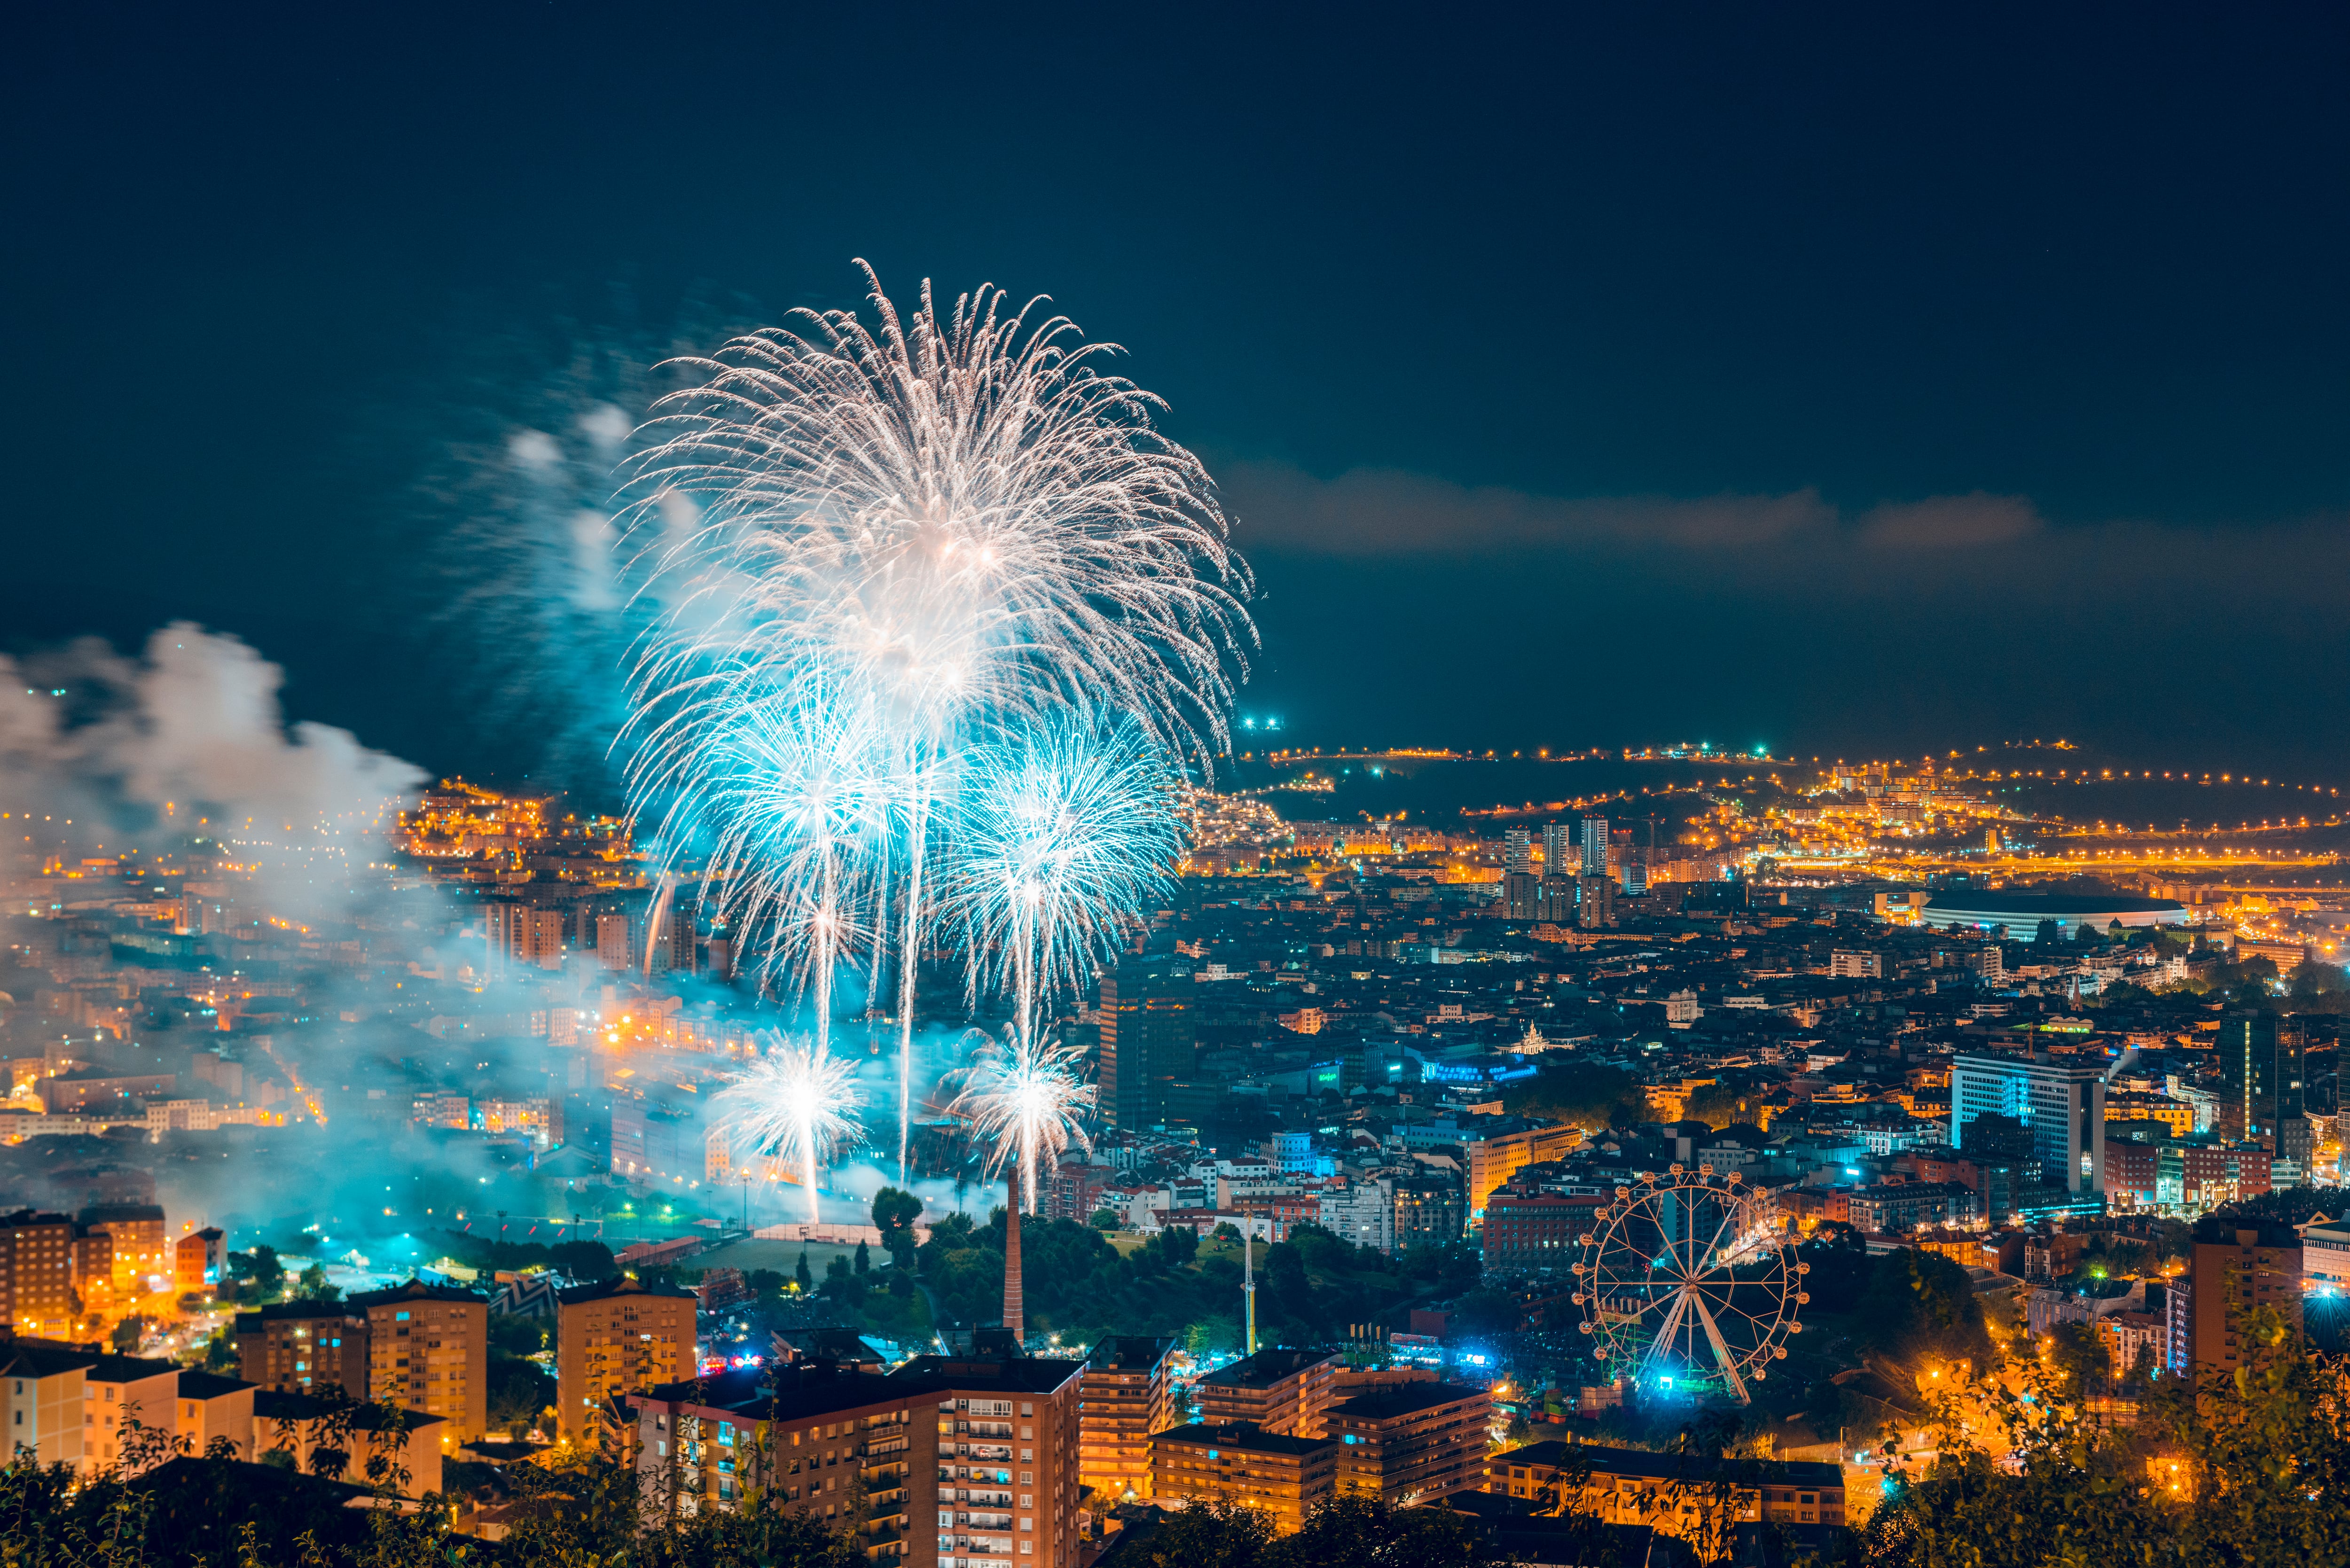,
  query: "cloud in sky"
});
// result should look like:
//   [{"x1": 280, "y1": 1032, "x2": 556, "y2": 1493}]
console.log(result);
[
  {"x1": 1217, "y1": 457, "x2": 2350, "y2": 608},
  {"x1": 1218, "y1": 458, "x2": 2046, "y2": 560}
]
